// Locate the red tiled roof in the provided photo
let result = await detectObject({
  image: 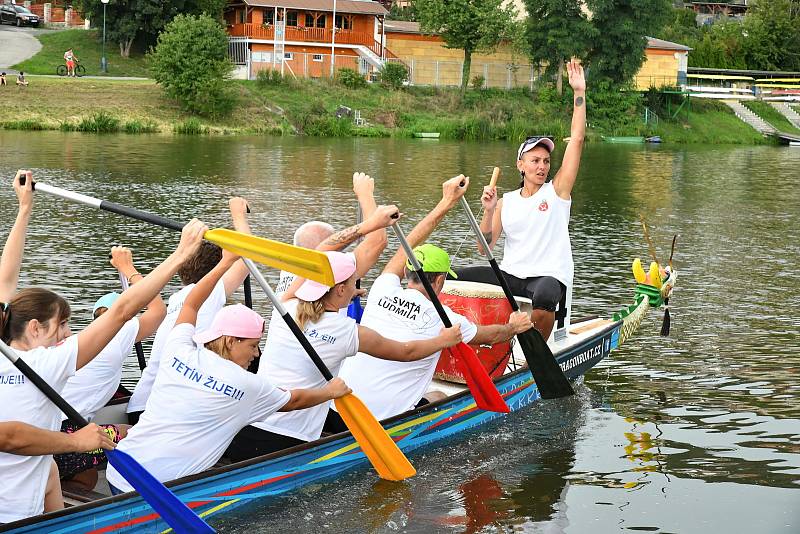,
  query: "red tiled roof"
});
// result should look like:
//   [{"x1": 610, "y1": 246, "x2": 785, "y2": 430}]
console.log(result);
[{"x1": 241, "y1": 0, "x2": 388, "y2": 15}]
